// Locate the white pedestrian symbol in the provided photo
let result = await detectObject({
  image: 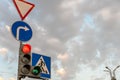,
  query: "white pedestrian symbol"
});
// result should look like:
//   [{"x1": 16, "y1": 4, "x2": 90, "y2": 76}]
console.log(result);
[{"x1": 36, "y1": 56, "x2": 49, "y2": 74}]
